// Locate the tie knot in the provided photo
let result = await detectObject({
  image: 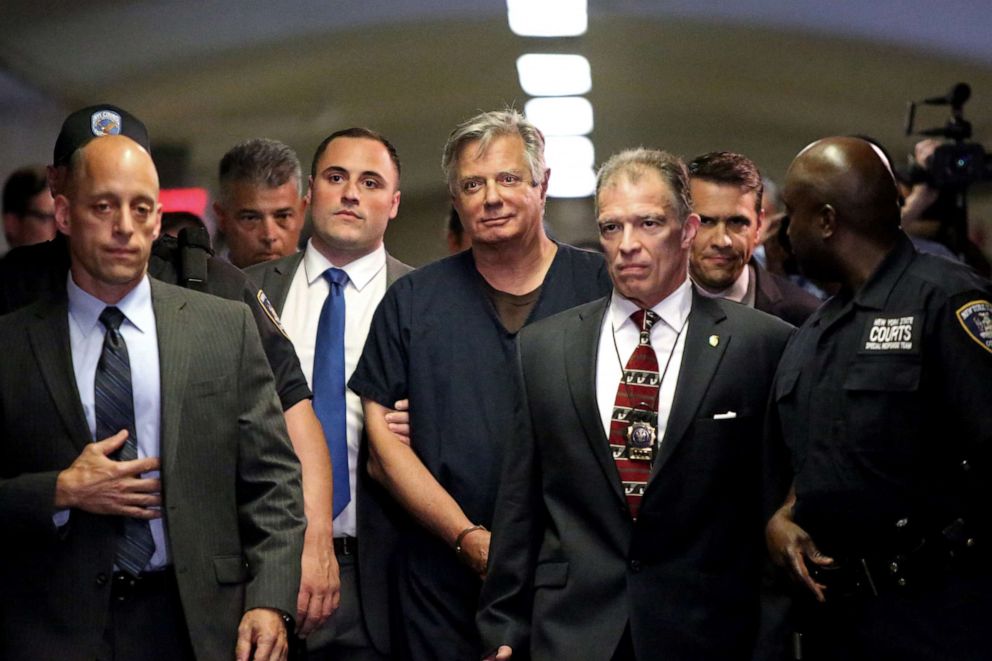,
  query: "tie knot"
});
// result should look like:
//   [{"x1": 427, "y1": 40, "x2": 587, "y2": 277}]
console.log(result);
[
  {"x1": 99, "y1": 307, "x2": 126, "y2": 331},
  {"x1": 630, "y1": 308, "x2": 659, "y2": 332},
  {"x1": 323, "y1": 267, "x2": 349, "y2": 290}
]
